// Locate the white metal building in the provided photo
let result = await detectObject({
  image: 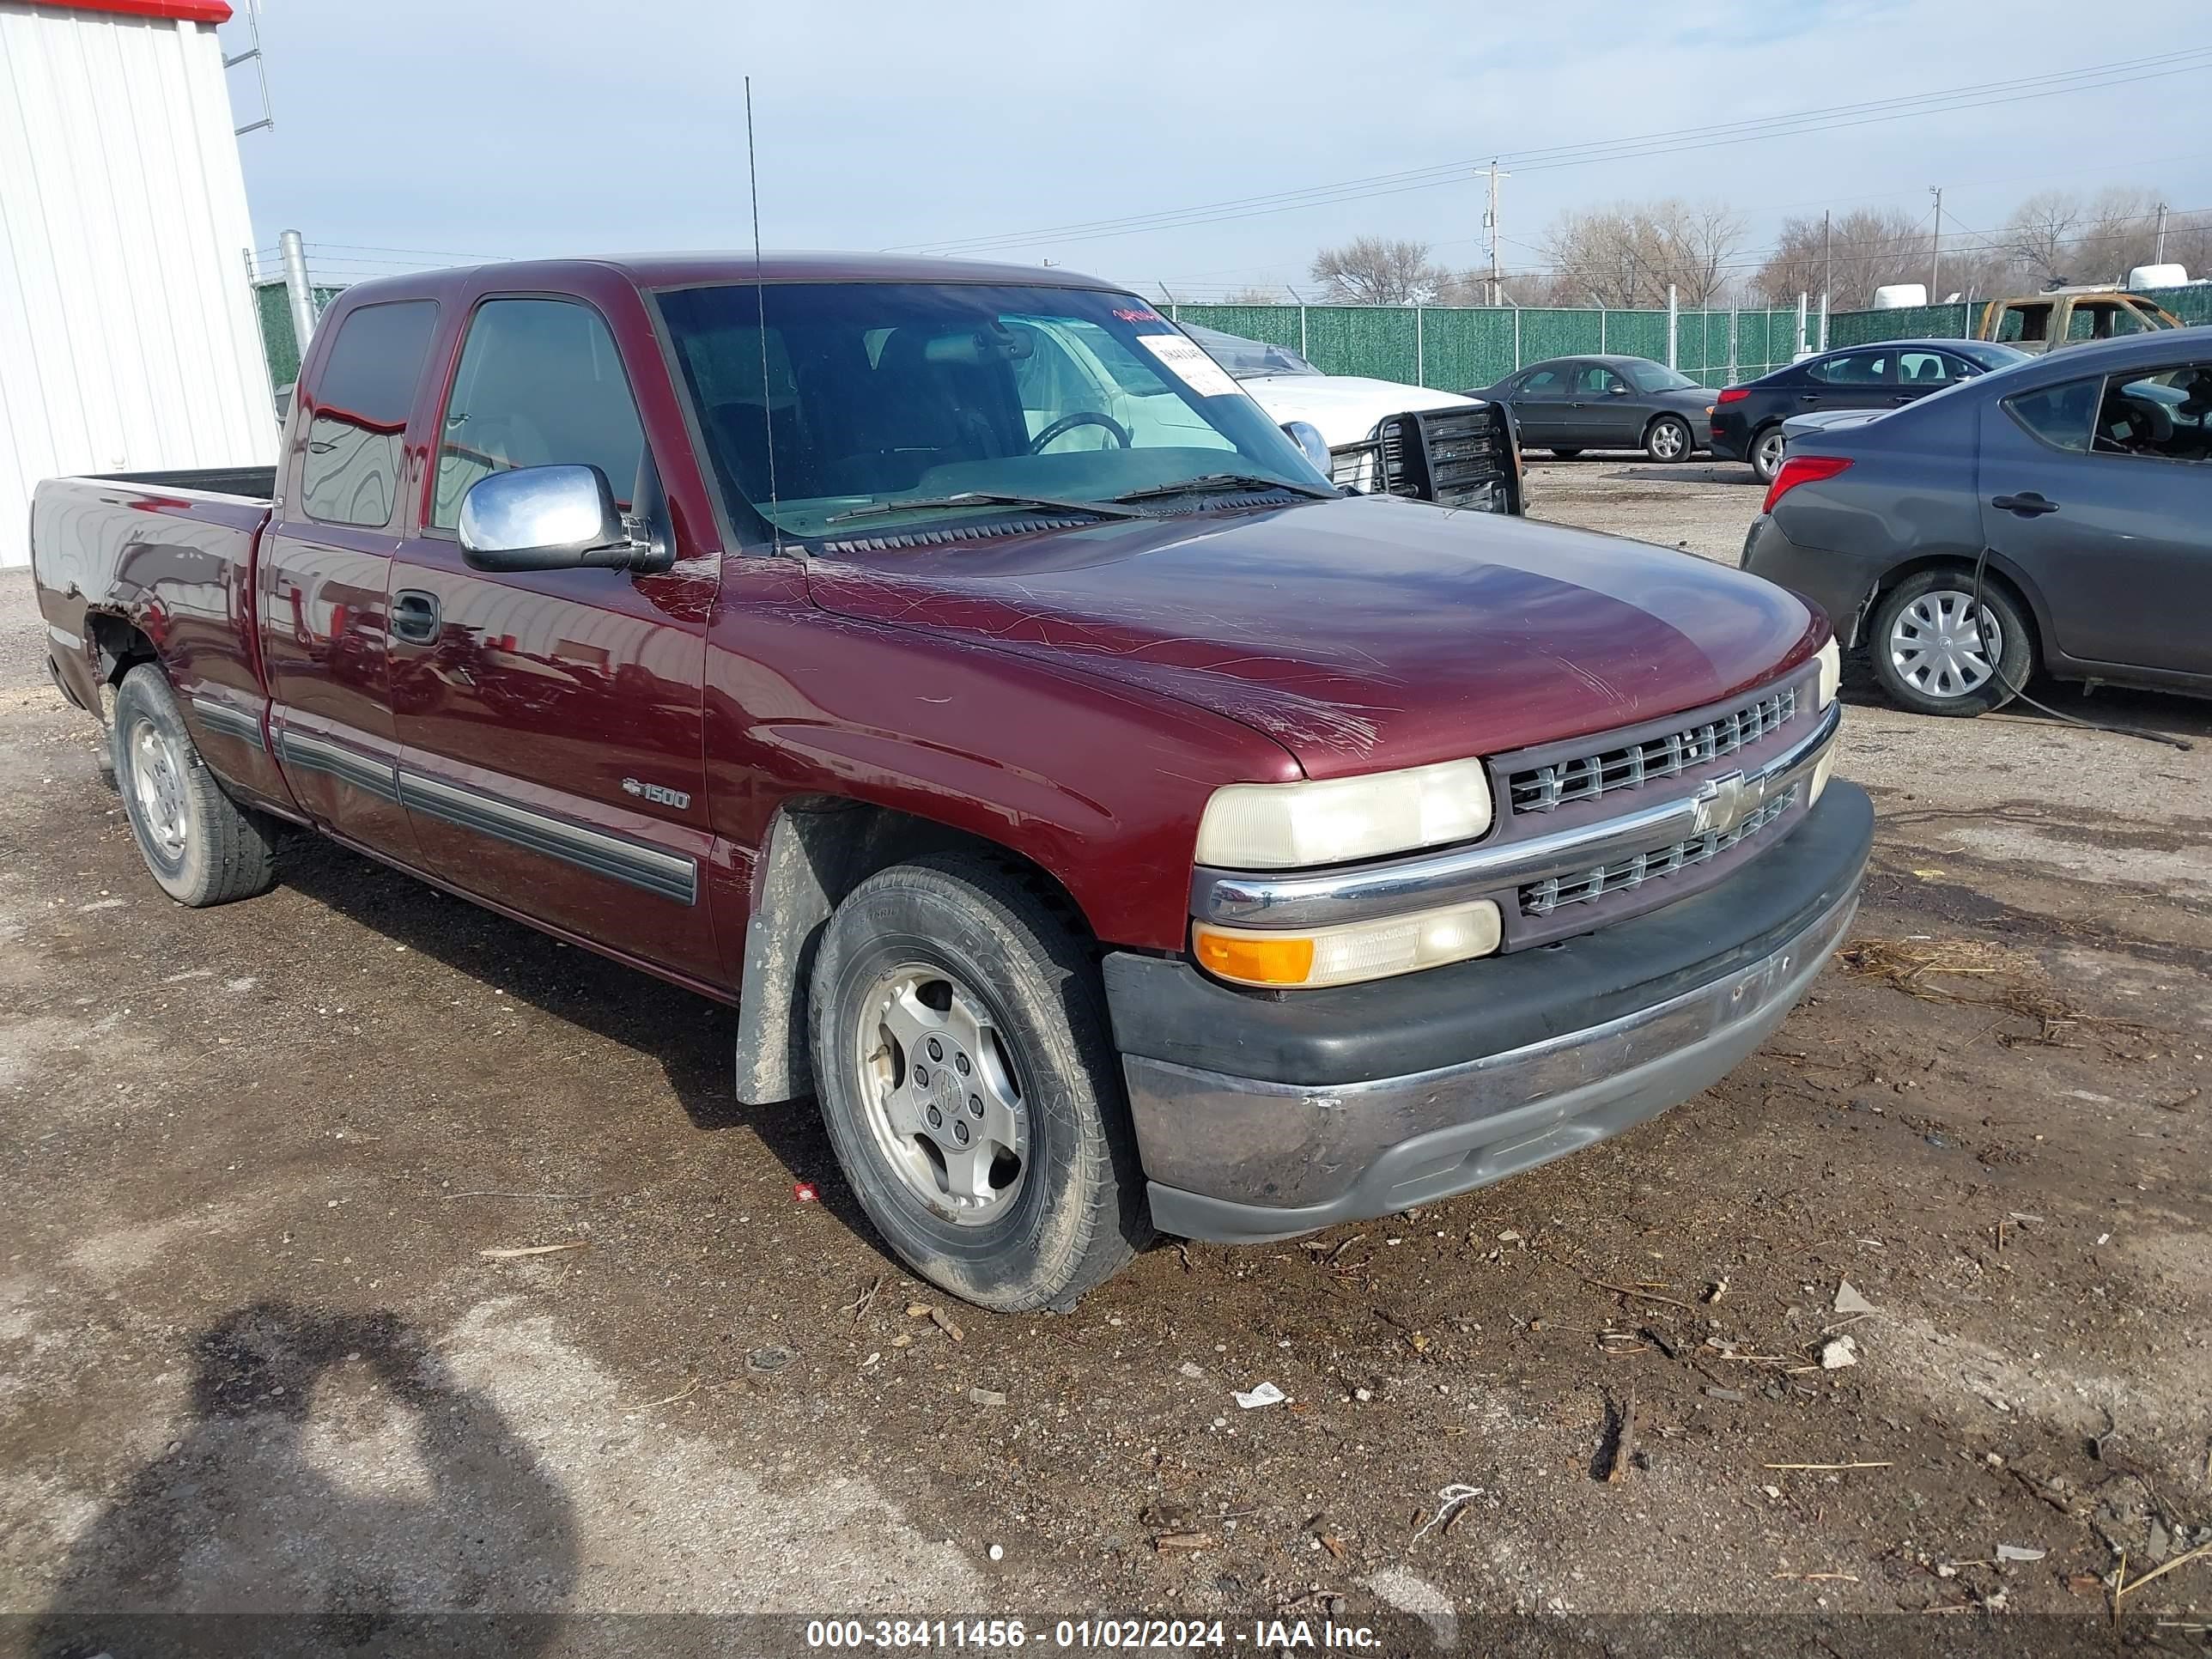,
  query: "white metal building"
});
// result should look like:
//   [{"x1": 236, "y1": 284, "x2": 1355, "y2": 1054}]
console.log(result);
[{"x1": 0, "y1": 0, "x2": 275, "y2": 568}]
